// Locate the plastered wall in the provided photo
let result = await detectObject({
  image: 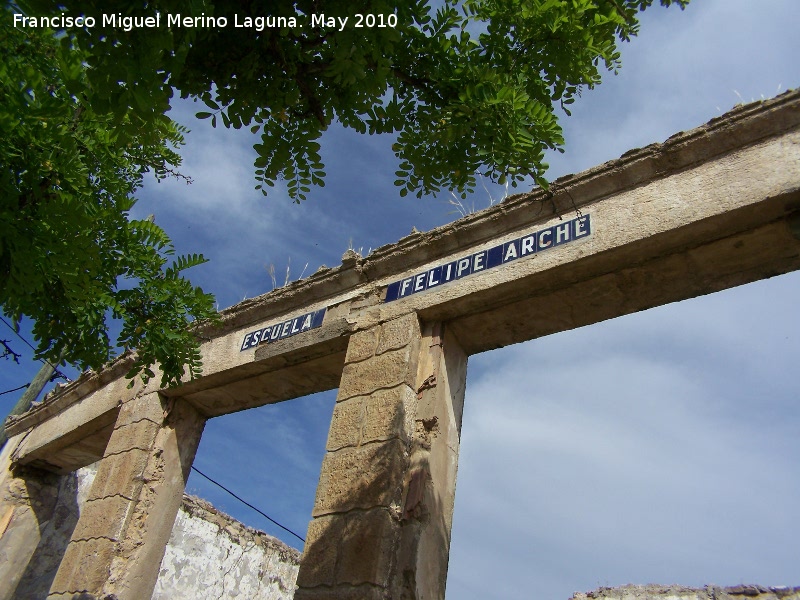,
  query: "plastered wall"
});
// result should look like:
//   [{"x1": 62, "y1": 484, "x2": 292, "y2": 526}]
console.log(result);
[
  {"x1": 0, "y1": 463, "x2": 96, "y2": 600},
  {"x1": 152, "y1": 495, "x2": 299, "y2": 600},
  {"x1": 0, "y1": 458, "x2": 299, "y2": 600}
]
